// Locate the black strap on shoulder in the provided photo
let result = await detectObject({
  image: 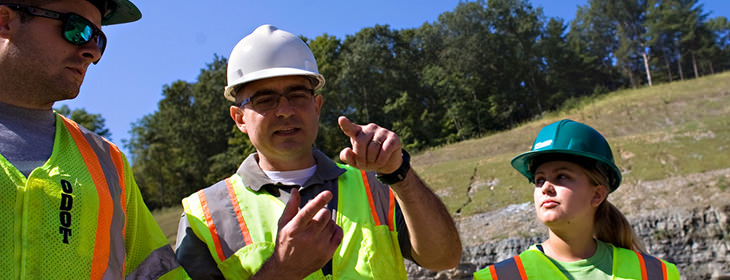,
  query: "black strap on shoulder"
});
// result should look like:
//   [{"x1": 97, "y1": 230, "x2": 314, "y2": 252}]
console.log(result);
[
  {"x1": 492, "y1": 256, "x2": 524, "y2": 280},
  {"x1": 637, "y1": 252, "x2": 666, "y2": 280}
]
